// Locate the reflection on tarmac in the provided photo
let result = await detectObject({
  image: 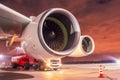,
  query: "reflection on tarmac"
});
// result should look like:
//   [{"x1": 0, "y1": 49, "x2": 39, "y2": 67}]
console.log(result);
[{"x1": 0, "y1": 63, "x2": 120, "y2": 80}]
